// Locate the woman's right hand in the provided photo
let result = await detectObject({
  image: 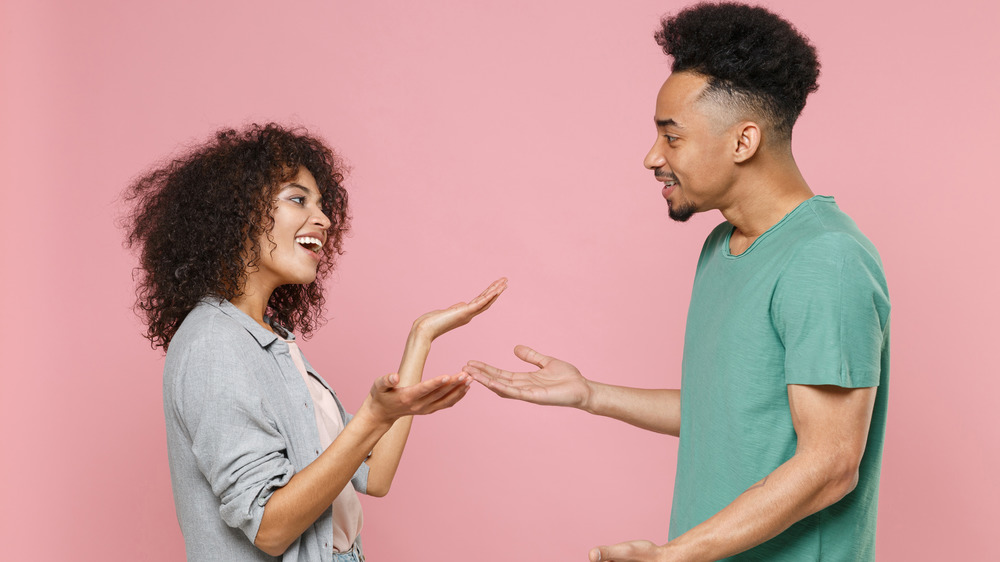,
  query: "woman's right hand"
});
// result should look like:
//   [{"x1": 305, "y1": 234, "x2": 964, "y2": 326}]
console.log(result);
[{"x1": 363, "y1": 371, "x2": 472, "y2": 425}]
